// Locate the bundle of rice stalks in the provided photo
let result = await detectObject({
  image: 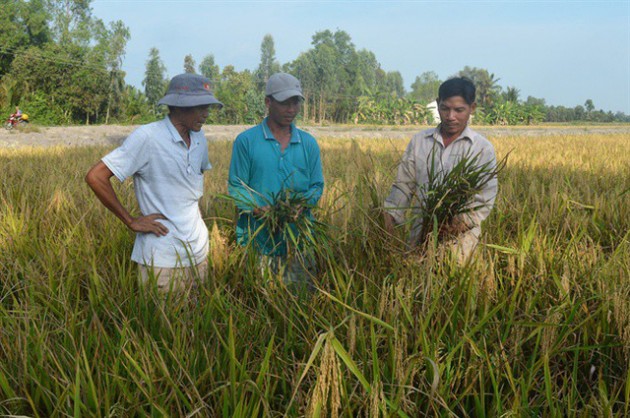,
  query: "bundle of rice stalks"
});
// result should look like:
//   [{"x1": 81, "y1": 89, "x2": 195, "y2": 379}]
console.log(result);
[
  {"x1": 259, "y1": 189, "x2": 309, "y2": 235},
  {"x1": 412, "y1": 149, "x2": 507, "y2": 248},
  {"x1": 258, "y1": 189, "x2": 332, "y2": 258},
  {"x1": 224, "y1": 187, "x2": 332, "y2": 258}
]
